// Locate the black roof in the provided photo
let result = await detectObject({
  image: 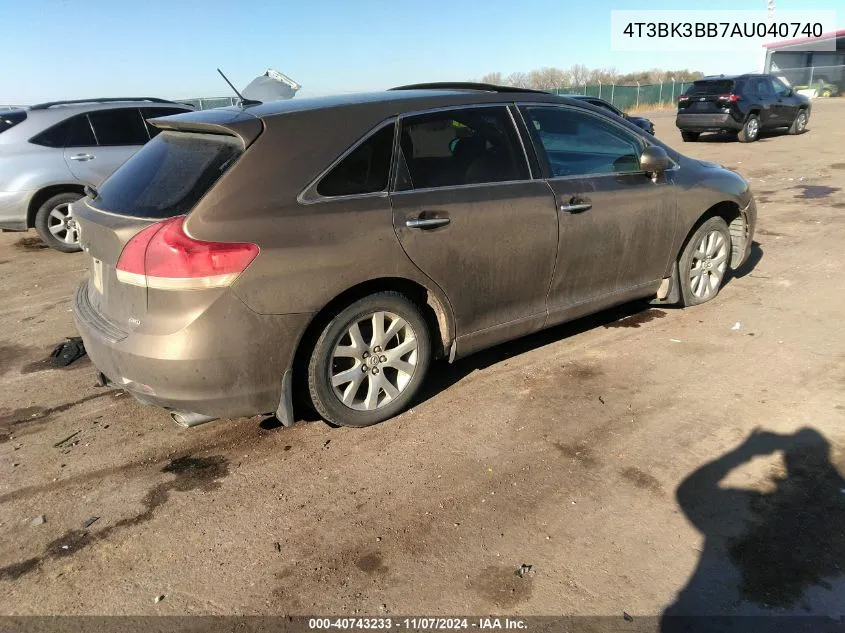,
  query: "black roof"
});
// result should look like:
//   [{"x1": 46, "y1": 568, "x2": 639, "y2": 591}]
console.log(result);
[
  {"x1": 241, "y1": 88, "x2": 569, "y2": 119},
  {"x1": 697, "y1": 74, "x2": 767, "y2": 81},
  {"x1": 390, "y1": 82, "x2": 550, "y2": 94}
]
